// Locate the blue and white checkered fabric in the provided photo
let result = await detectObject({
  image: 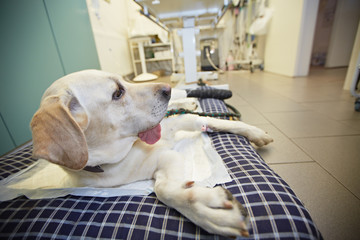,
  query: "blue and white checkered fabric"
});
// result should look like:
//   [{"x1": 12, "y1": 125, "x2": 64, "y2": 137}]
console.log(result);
[{"x1": 0, "y1": 98, "x2": 323, "y2": 240}]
